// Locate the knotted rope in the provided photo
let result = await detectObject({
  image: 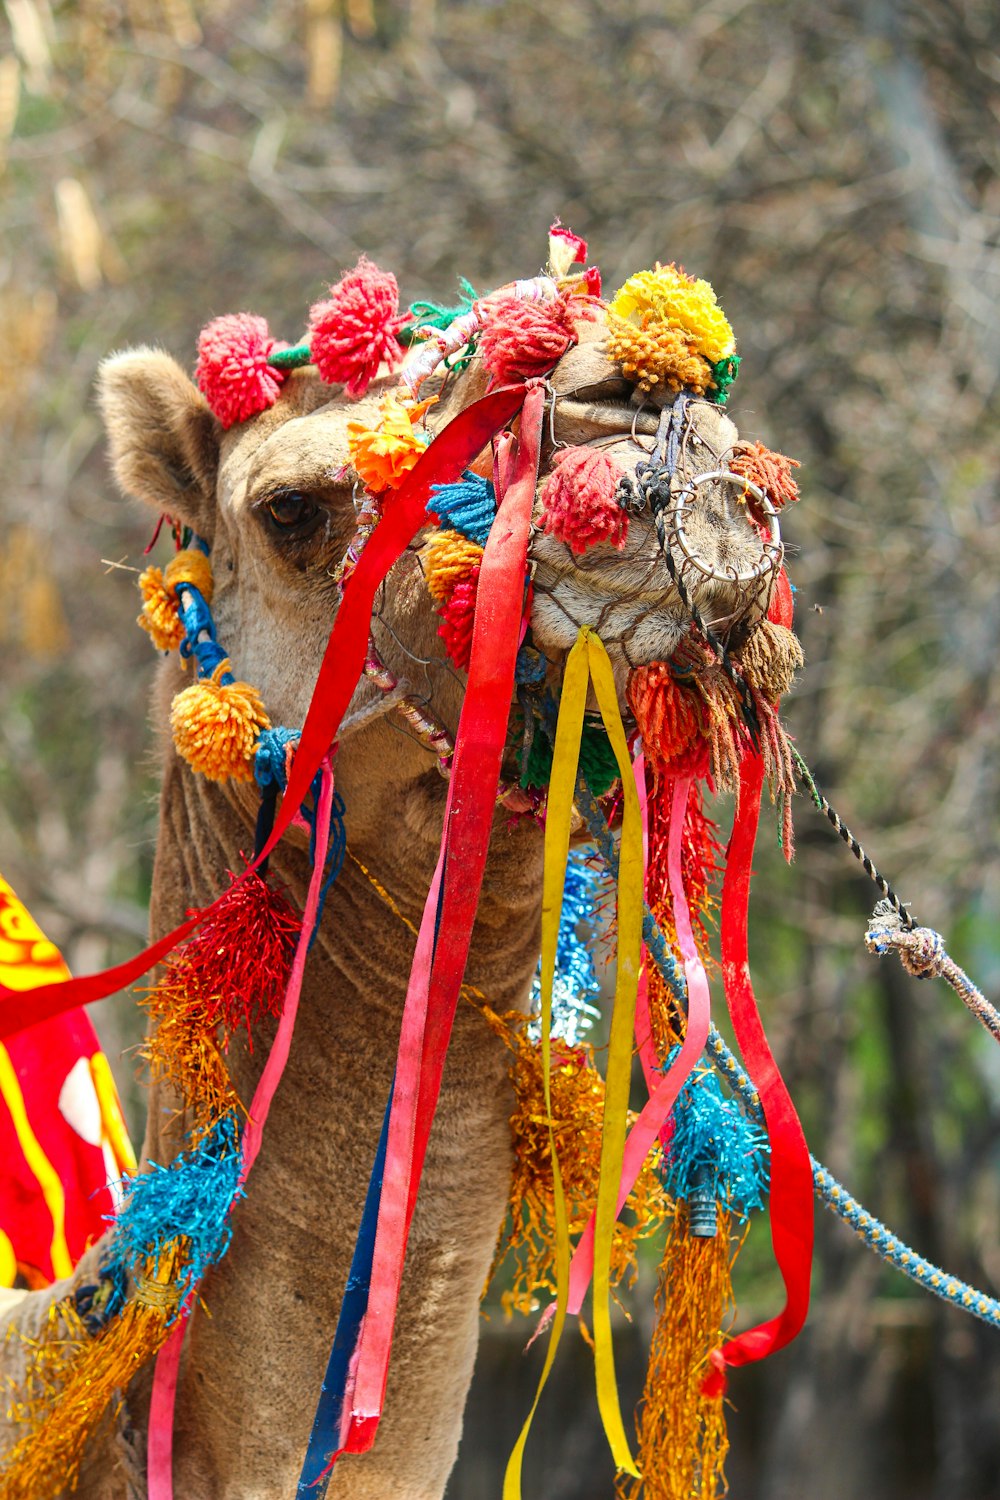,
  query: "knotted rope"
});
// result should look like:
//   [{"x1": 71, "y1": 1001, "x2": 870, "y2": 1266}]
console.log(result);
[{"x1": 865, "y1": 900, "x2": 1000, "y2": 1045}]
